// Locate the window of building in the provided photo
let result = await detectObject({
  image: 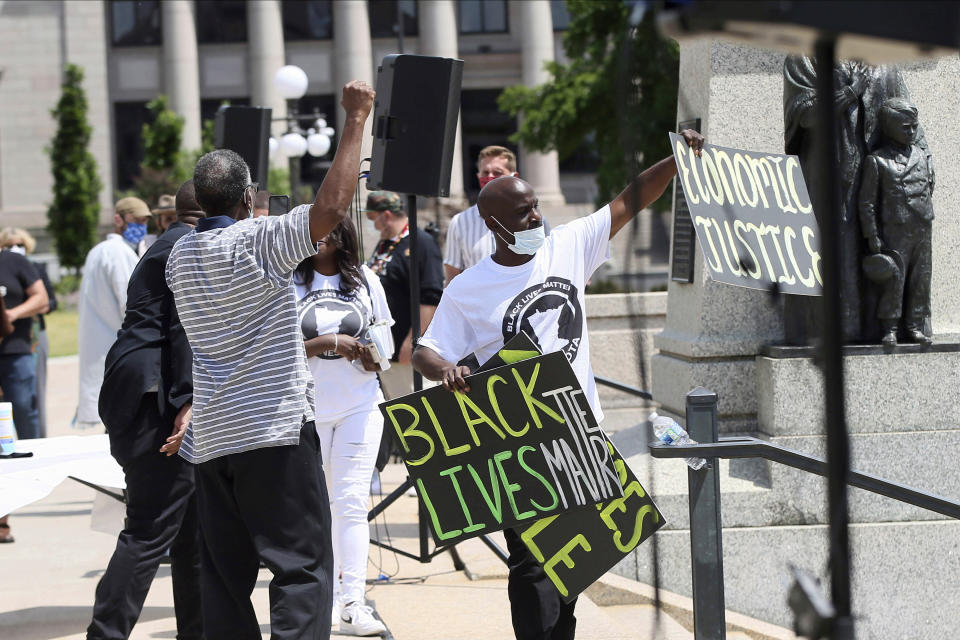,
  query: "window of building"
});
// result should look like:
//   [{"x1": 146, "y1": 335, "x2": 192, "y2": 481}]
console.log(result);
[
  {"x1": 459, "y1": 0, "x2": 508, "y2": 34},
  {"x1": 282, "y1": 0, "x2": 333, "y2": 40},
  {"x1": 113, "y1": 101, "x2": 151, "y2": 190},
  {"x1": 110, "y1": 0, "x2": 162, "y2": 47},
  {"x1": 195, "y1": 0, "x2": 248, "y2": 44},
  {"x1": 460, "y1": 89, "x2": 517, "y2": 200},
  {"x1": 551, "y1": 0, "x2": 571, "y2": 31},
  {"x1": 369, "y1": 0, "x2": 418, "y2": 38}
]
